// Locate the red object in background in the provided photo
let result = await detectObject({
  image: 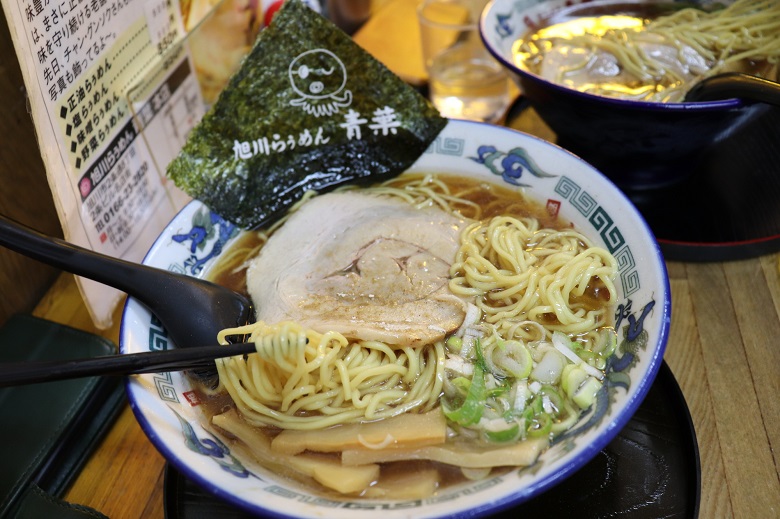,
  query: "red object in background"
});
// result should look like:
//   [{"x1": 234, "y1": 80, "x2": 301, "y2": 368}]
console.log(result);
[{"x1": 263, "y1": 0, "x2": 285, "y2": 26}]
